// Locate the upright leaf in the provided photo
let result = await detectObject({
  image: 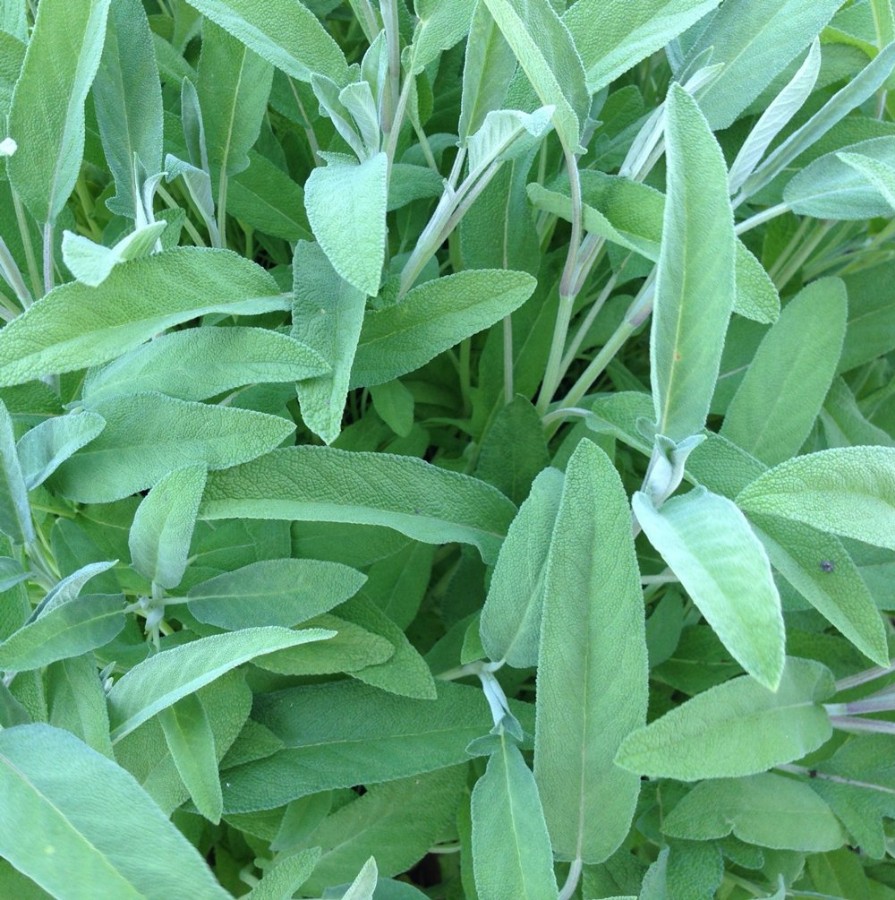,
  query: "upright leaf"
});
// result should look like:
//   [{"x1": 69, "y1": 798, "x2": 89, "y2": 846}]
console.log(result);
[
  {"x1": 107, "y1": 626, "x2": 334, "y2": 742},
  {"x1": 411, "y1": 0, "x2": 476, "y2": 72},
  {"x1": 651, "y1": 84, "x2": 736, "y2": 442},
  {"x1": 720, "y1": 278, "x2": 847, "y2": 466},
  {"x1": 615, "y1": 658, "x2": 834, "y2": 780},
  {"x1": 49, "y1": 392, "x2": 295, "y2": 504},
  {"x1": 0, "y1": 248, "x2": 284, "y2": 387},
  {"x1": 7, "y1": 0, "x2": 112, "y2": 225},
  {"x1": 471, "y1": 734, "x2": 558, "y2": 899},
  {"x1": 16, "y1": 411, "x2": 105, "y2": 490},
  {"x1": 535, "y1": 440, "x2": 648, "y2": 863},
  {"x1": 351, "y1": 269, "x2": 536, "y2": 387},
  {"x1": 184, "y1": 0, "x2": 349, "y2": 84},
  {"x1": 197, "y1": 20, "x2": 273, "y2": 183},
  {"x1": 0, "y1": 725, "x2": 231, "y2": 898},
  {"x1": 736, "y1": 447, "x2": 895, "y2": 551},
  {"x1": 0, "y1": 399, "x2": 33, "y2": 545},
  {"x1": 304, "y1": 153, "x2": 388, "y2": 297},
  {"x1": 129, "y1": 464, "x2": 207, "y2": 590},
  {"x1": 480, "y1": 0, "x2": 588, "y2": 152},
  {"x1": 292, "y1": 241, "x2": 366, "y2": 445},
  {"x1": 563, "y1": 0, "x2": 719, "y2": 95},
  {"x1": 201, "y1": 446, "x2": 517, "y2": 564},
  {"x1": 92, "y1": 0, "x2": 164, "y2": 220},
  {"x1": 633, "y1": 487, "x2": 784, "y2": 689}
]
